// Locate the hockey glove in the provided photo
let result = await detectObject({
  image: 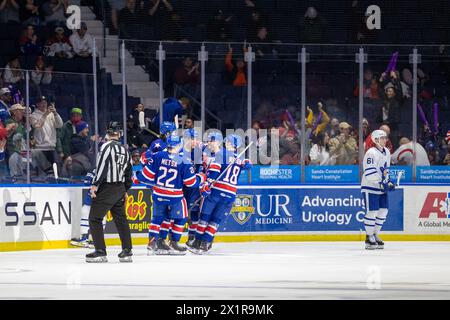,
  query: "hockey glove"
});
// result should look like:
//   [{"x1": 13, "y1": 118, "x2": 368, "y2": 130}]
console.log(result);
[
  {"x1": 132, "y1": 172, "x2": 140, "y2": 185},
  {"x1": 387, "y1": 181, "x2": 396, "y2": 191},
  {"x1": 241, "y1": 159, "x2": 253, "y2": 170},
  {"x1": 200, "y1": 183, "x2": 211, "y2": 197}
]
